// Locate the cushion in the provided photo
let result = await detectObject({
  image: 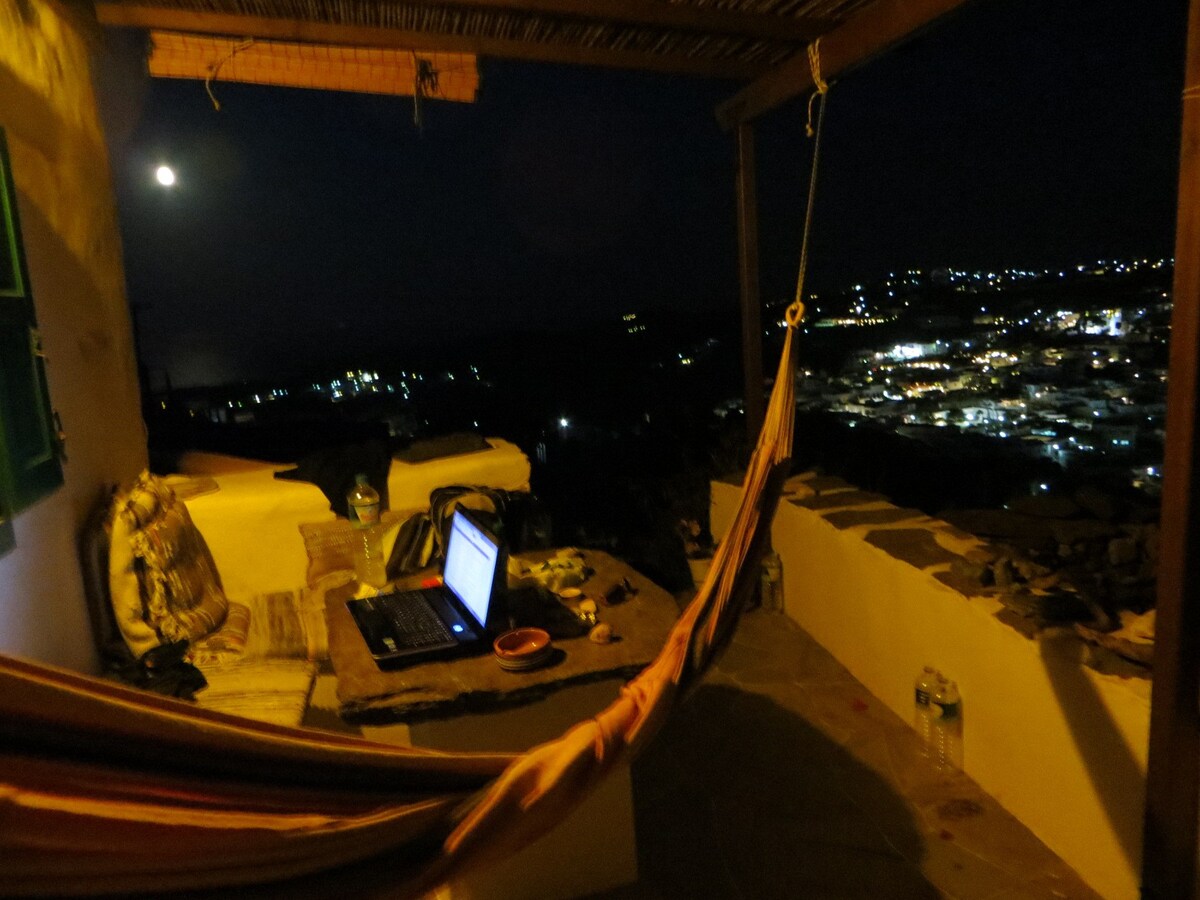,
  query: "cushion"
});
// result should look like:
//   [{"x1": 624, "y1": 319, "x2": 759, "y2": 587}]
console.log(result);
[{"x1": 108, "y1": 471, "x2": 228, "y2": 659}]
